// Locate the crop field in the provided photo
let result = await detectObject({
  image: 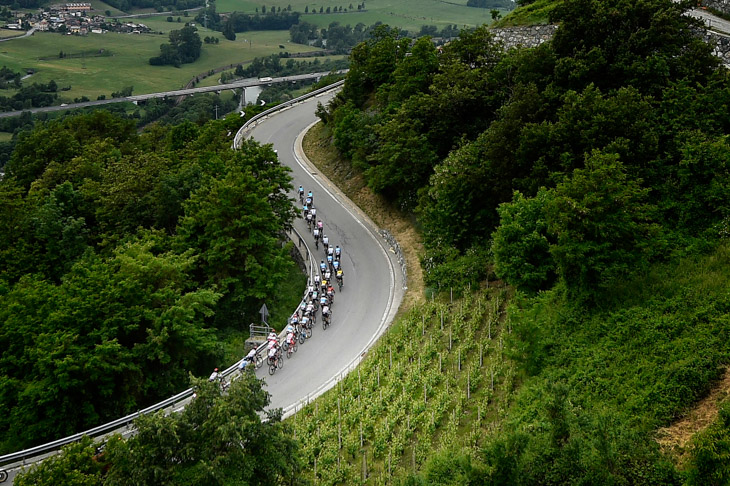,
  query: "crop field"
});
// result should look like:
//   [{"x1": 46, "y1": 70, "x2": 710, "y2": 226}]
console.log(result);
[
  {"x1": 290, "y1": 288, "x2": 514, "y2": 484},
  {"x1": 213, "y1": 0, "x2": 504, "y2": 31},
  {"x1": 0, "y1": 29, "x2": 318, "y2": 100}
]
